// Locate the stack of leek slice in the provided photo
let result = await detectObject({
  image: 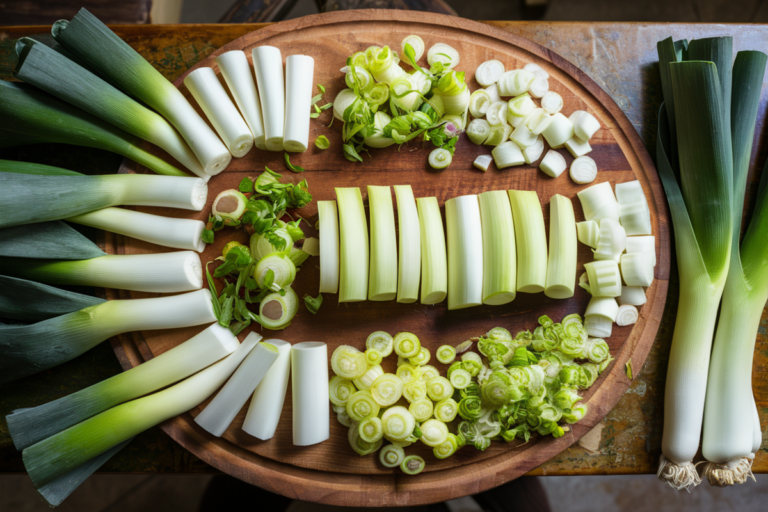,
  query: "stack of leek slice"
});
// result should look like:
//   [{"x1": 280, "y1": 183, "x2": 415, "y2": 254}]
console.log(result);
[{"x1": 329, "y1": 315, "x2": 610, "y2": 473}]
